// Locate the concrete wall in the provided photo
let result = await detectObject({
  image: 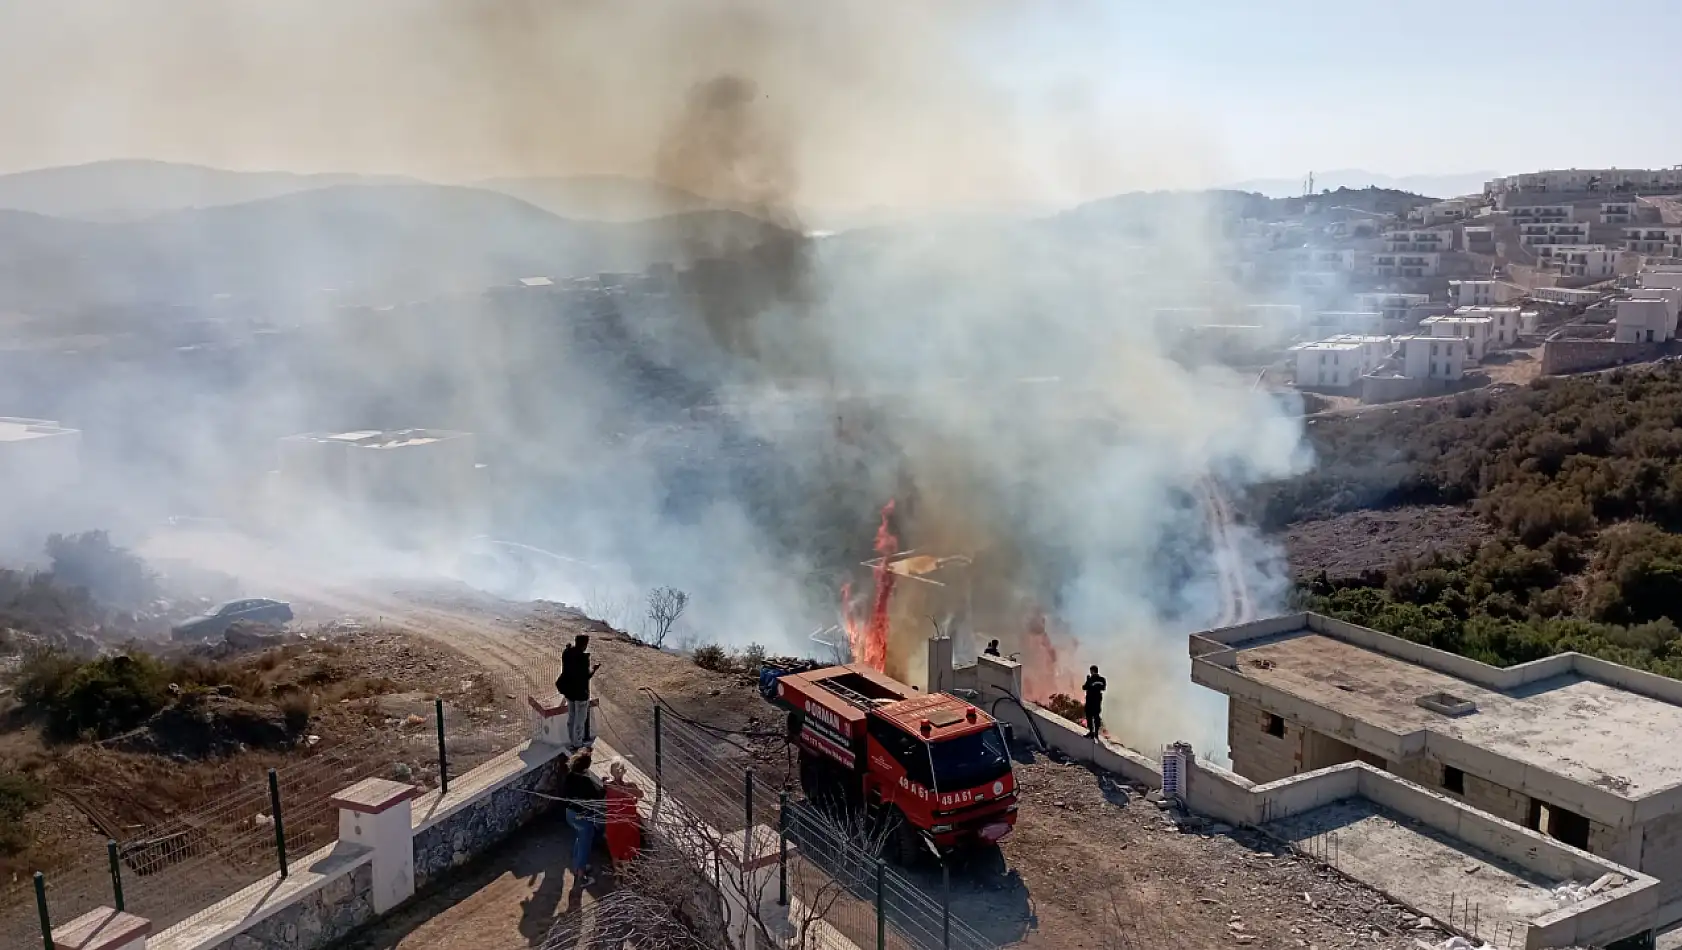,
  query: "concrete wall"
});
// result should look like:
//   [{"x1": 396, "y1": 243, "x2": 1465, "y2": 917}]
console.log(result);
[
  {"x1": 412, "y1": 746, "x2": 566, "y2": 889},
  {"x1": 1636, "y1": 811, "x2": 1682, "y2": 924},
  {"x1": 1228, "y1": 698, "x2": 1306, "y2": 782},
  {"x1": 200, "y1": 863, "x2": 375, "y2": 950},
  {"x1": 149, "y1": 741, "x2": 567, "y2": 950},
  {"x1": 969, "y1": 661, "x2": 1162, "y2": 789},
  {"x1": 1179, "y1": 758, "x2": 1661, "y2": 949},
  {"x1": 1541, "y1": 338, "x2": 1661, "y2": 373}
]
